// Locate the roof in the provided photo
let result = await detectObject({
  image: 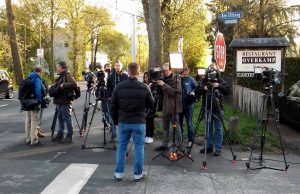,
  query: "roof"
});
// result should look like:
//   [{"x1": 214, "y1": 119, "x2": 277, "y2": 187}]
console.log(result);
[{"x1": 229, "y1": 37, "x2": 290, "y2": 48}]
